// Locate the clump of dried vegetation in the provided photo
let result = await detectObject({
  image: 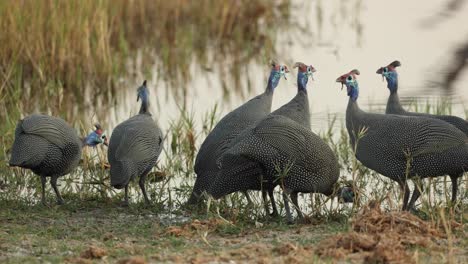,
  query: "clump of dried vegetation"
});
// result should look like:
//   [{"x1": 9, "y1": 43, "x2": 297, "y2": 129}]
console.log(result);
[{"x1": 315, "y1": 200, "x2": 464, "y2": 263}]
